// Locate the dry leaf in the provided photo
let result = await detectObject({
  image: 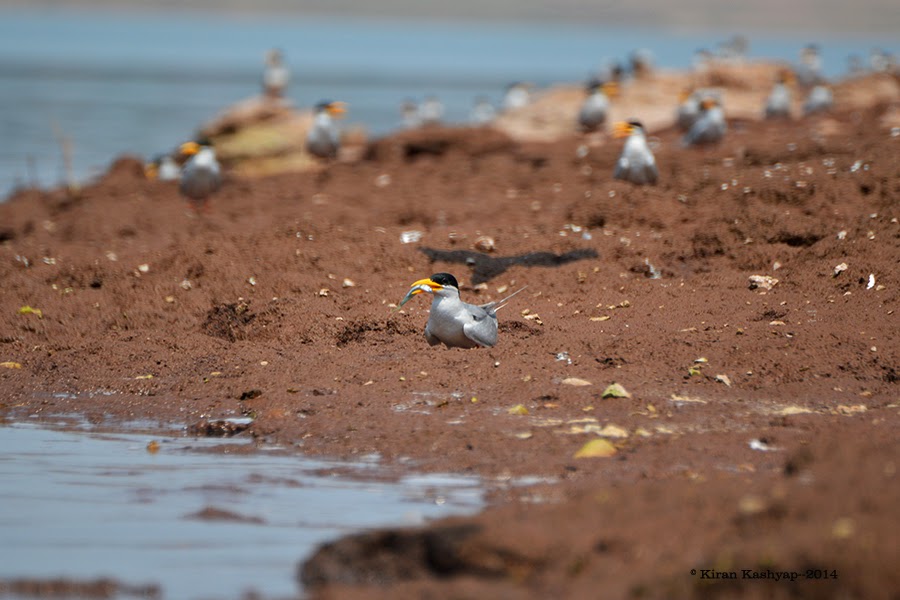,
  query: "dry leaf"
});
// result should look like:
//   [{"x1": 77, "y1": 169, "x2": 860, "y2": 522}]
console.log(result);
[
  {"x1": 0, "y1": 361, "x2": 23, "y2": 369},
  {"x1": 773, "y1": 405, "x2": 814, "y2": 416},
  {"x1": 507, "y1": 404, "x2": 529, "y2": 416},
  {"x1": 574, "y1": 438, "x2": 617, "y2": 458},
  {"x1": 561, "y1": 377, "x2": 592, "y2": 386},
  {"x1": 597, "y1": 424, "x2": 629, "y2": 438},
  {"x1": 18, "y1": 306, "x2": 43, "y2": 319},
  {"x1": 601, "y1": 383, "x2": 632, "y2": 398}
]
